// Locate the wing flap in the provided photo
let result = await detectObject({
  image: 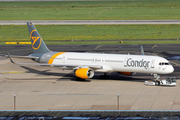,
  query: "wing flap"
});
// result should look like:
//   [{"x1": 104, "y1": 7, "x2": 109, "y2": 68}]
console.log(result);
[
  {"x1": 52, "y1": 64, "x2": 102, "y2": 69},
  {"x1": 10, "y1": 62, "x2": 102, "y2": 69}
]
